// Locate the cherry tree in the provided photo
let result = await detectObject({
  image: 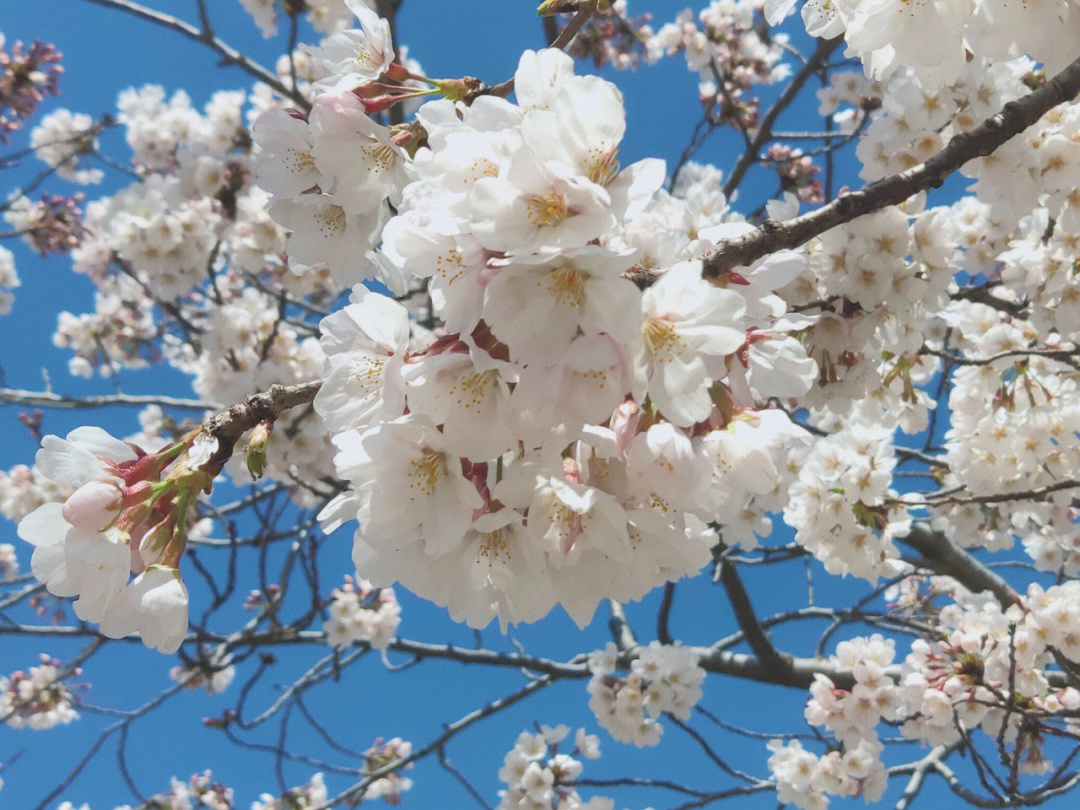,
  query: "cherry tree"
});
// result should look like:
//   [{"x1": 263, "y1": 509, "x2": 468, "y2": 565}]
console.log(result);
[{"x1": 3, "y1": 0, "x2": 1080, "y2": 808}]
